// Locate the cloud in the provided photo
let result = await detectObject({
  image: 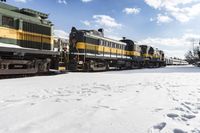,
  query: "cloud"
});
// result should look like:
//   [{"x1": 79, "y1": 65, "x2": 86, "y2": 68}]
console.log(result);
[
  {"x1": 14, "y1": 0, "x2": 28, "y2": 3},
  {"x1": 106, "y1": 35, "x2": 122, "y2": 40},
  {"x1": 93, "y1": 15, "x2": 122, "y2": 28},
  {"x1": 150, "y1": 18, "x2": 154, "y2": 21},
  {"x1": 139, "y1": 33, "x2": 200, "y2": 58},
  {"x1": 81, "y1": 15, "x2": 122, "y2": 41},
  {"x1": 81, "y1": 0, "x2": 93, "y2": 3},
  {"x1": 123, "y1": 7, "x2": 141, "y2": 15},
  {"x1": 58, "y1": 0, "x2": 67, "y2": 5},
  {"x1": 53, "y1": 29, "x2": 69, "y2": 39},
  {"x1": 144, "y1": 0, "x2": 200, "y2": 23},
  {"x1": 81, "y1": 20, "x2": 91, "y2": 26},
  {"x1": 156, "y1": 14, "x2": 173, "y2": 23}
]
